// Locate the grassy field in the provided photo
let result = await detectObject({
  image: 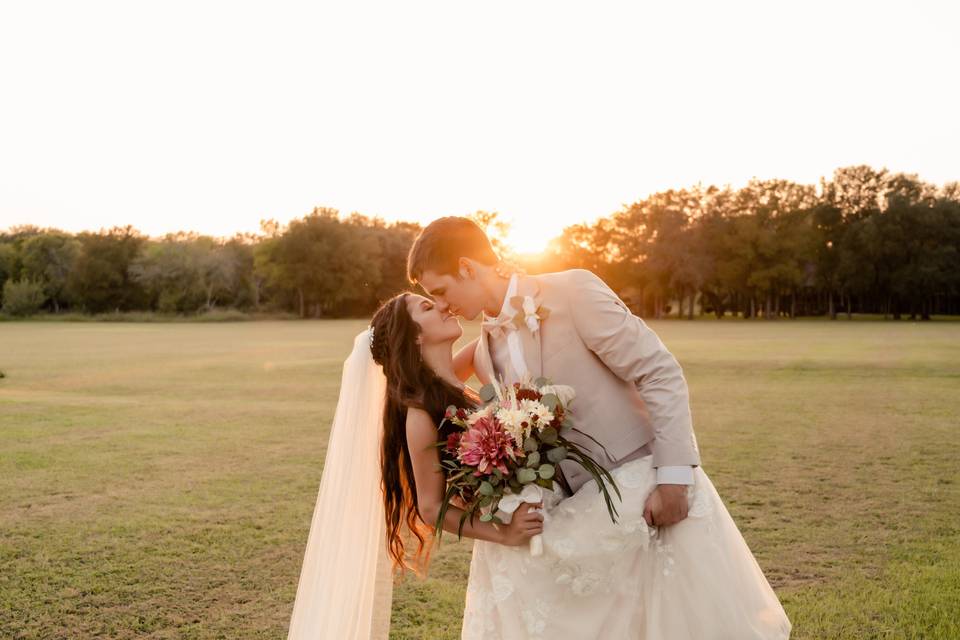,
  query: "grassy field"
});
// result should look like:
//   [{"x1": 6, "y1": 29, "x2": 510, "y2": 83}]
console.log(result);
[{"x1": 1, "y1": 319, "x2": 958, "y2": 639}]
